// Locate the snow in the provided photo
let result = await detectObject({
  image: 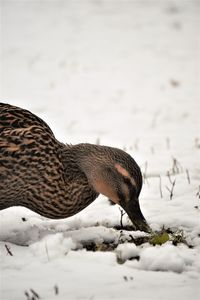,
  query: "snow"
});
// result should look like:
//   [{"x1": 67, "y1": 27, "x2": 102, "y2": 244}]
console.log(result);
[
  {"x1": 115, "y1": 242, "x2": 140, "y2": 262},
  {"x1": 130, "y1": 243, "x2": 200, "y2": 273},
  {"x1": 0, "y1": 0, "x2": 200, "y2": 299}
]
